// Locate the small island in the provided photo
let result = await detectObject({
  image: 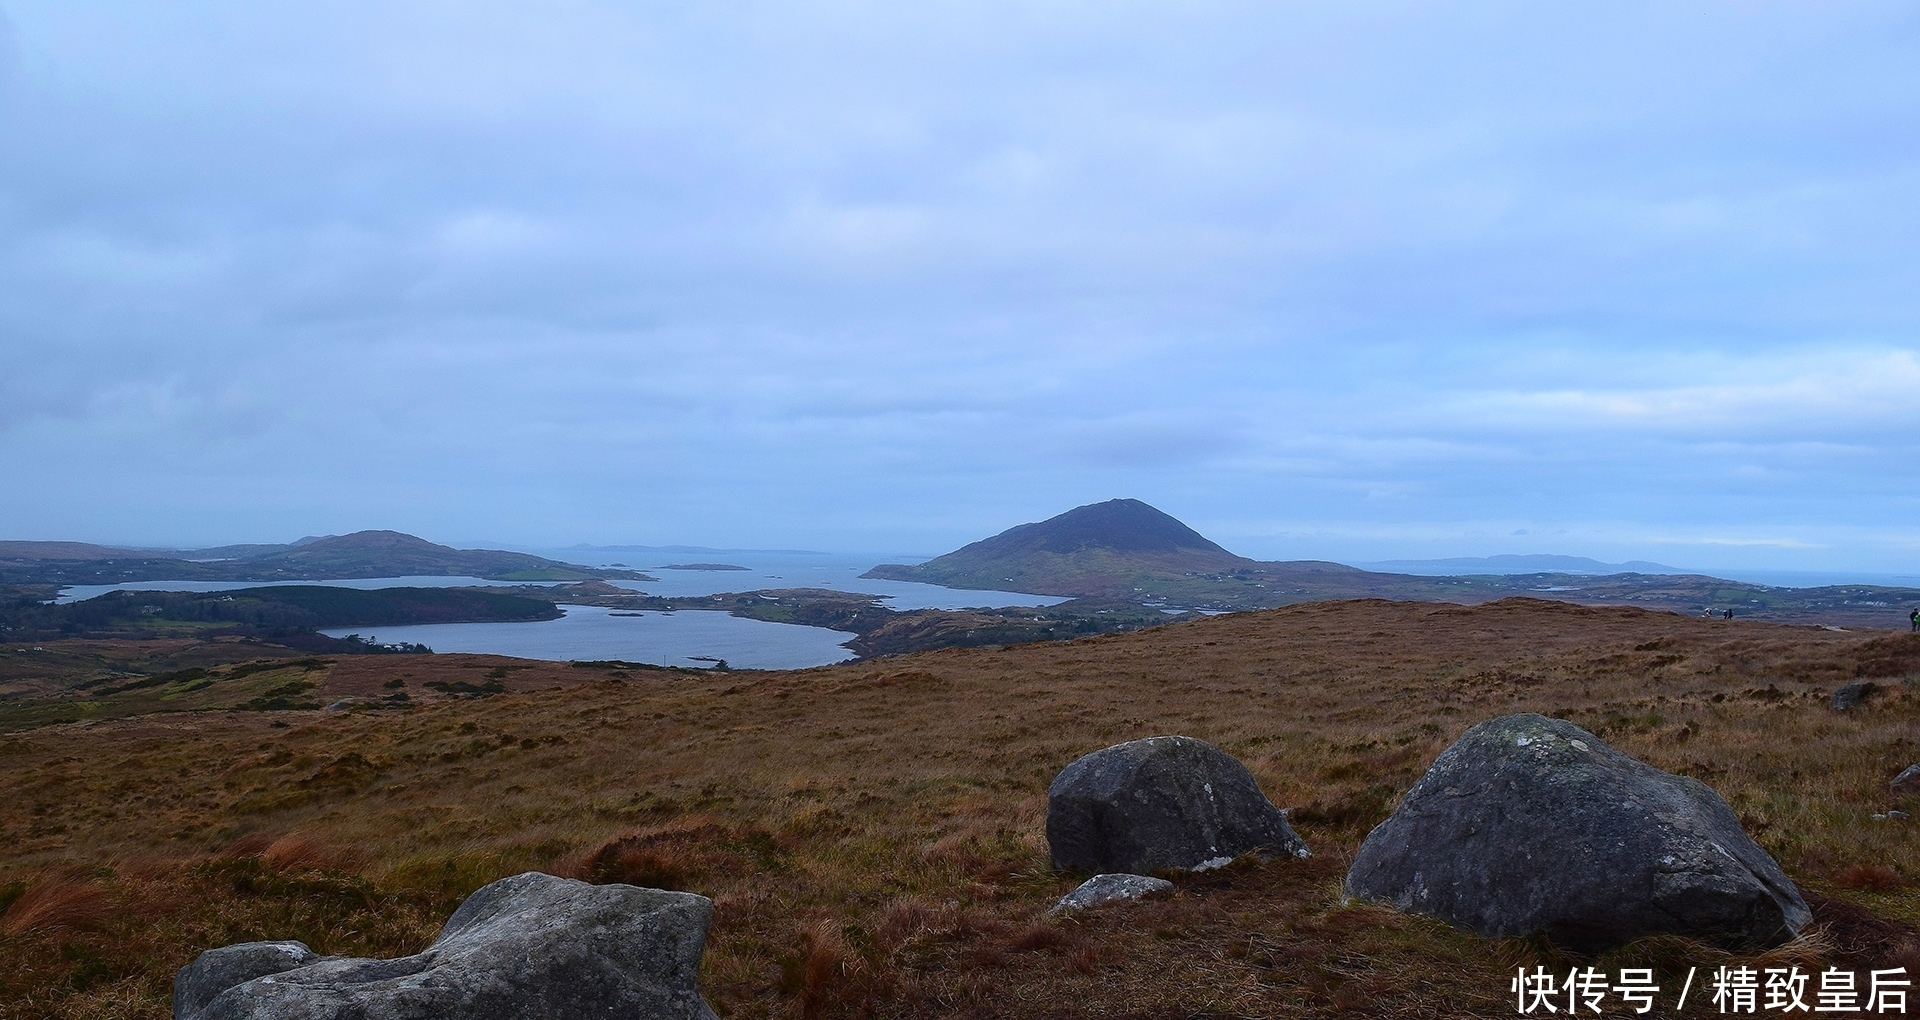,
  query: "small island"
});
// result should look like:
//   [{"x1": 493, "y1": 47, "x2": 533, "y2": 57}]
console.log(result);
[{"x1": 656, "y1": 563, "x2": 751, "y2": 571}]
